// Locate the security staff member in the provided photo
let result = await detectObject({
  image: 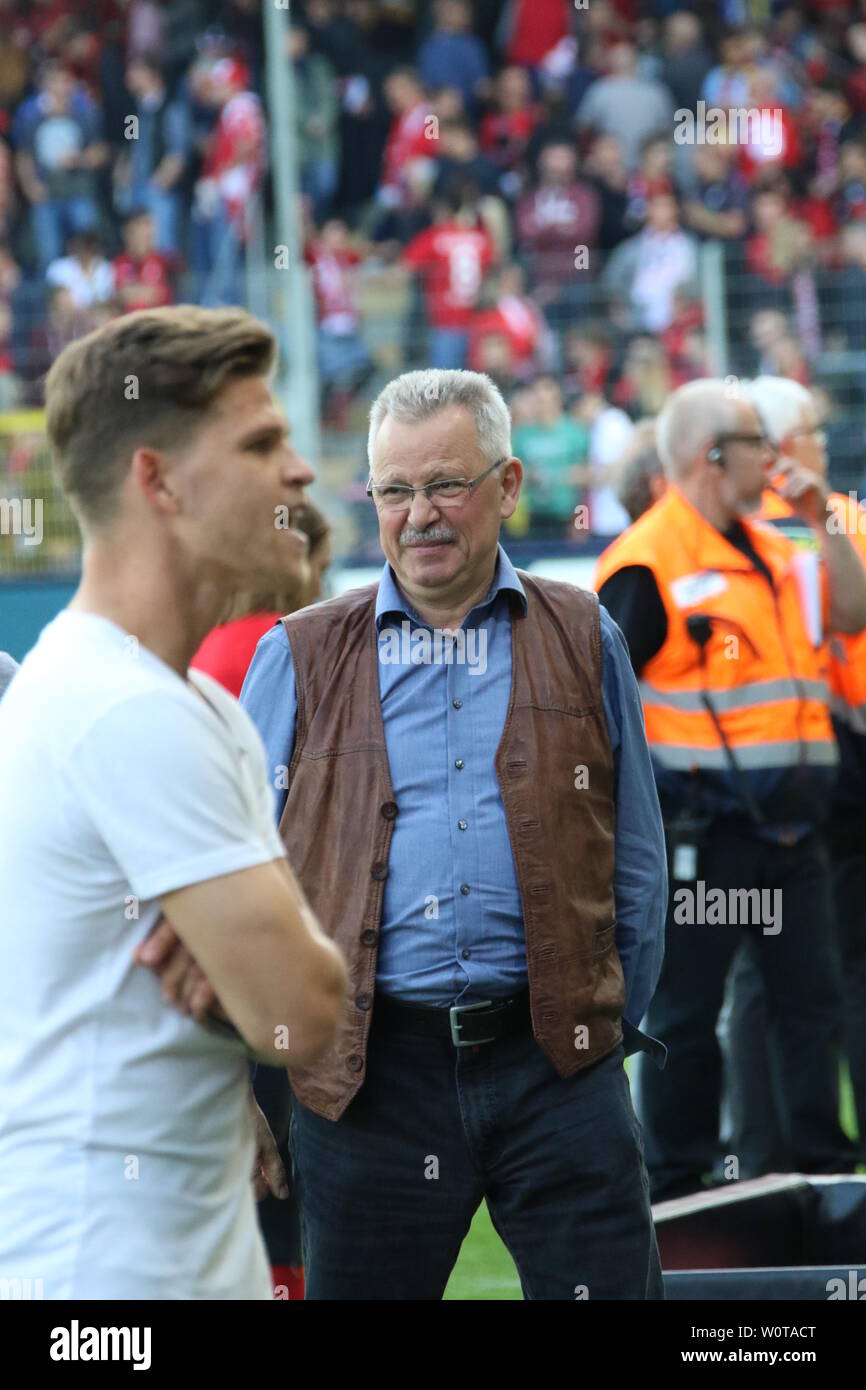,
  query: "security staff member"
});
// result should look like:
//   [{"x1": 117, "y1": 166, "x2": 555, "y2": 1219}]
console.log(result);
[
  {"x1": 719, "y1": 377, "x2": 866, "y2": 1168},
  {"x1": 595, "y1": 377, "x2": 866, "y2": 1202}
]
